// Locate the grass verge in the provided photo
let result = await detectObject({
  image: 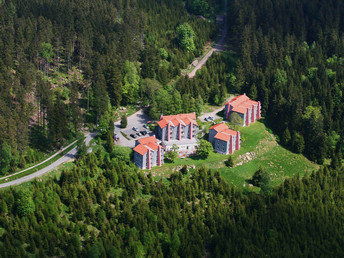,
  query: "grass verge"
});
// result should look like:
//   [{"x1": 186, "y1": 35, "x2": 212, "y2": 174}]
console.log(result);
[
  {"x1": 0, "y1": 140, "x2": 79, "y2": 184},
  {"x1": 120, "y1": 131, "x2": 130, "y2": 140}
]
